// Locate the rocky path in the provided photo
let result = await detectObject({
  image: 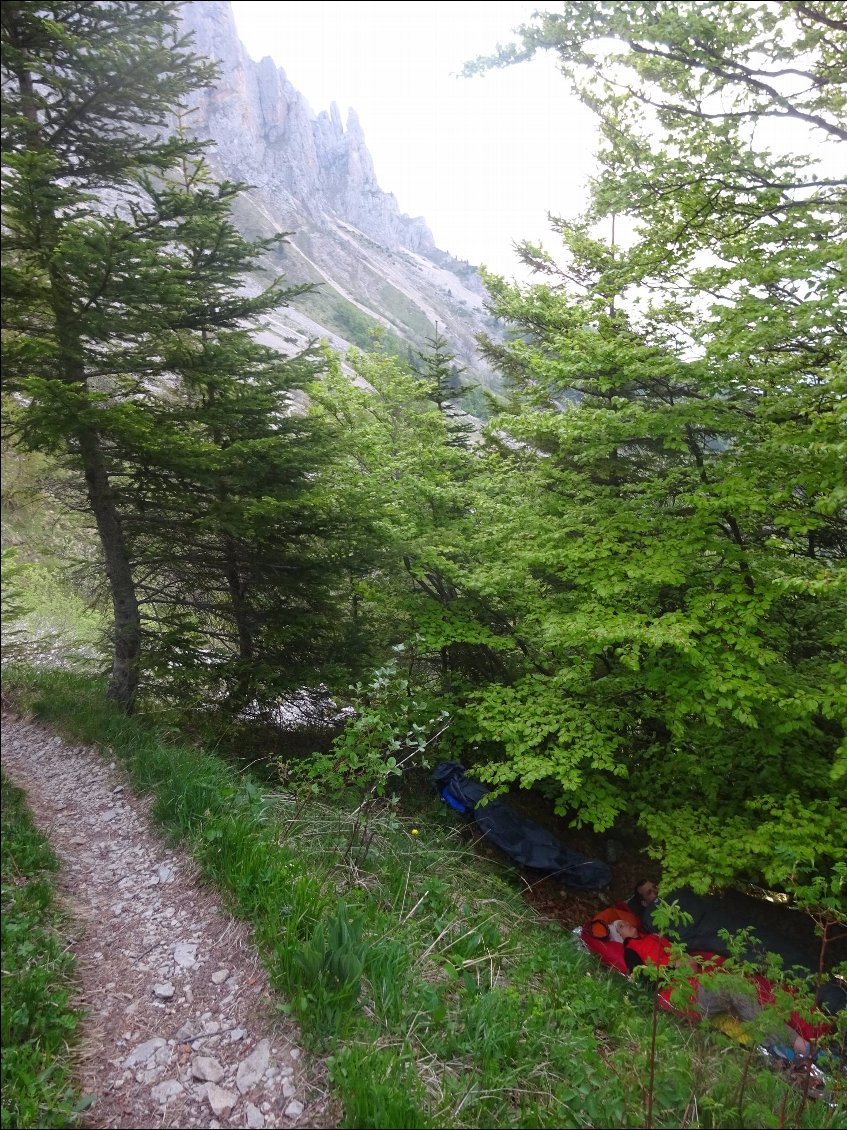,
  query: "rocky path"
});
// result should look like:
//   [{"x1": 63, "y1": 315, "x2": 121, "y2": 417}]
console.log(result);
[{"x1": 1, "y1": 710, "x2": 337, "y2": 1130}]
